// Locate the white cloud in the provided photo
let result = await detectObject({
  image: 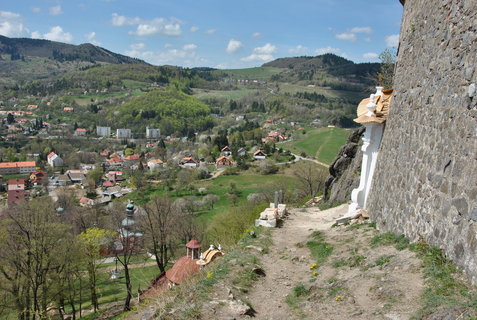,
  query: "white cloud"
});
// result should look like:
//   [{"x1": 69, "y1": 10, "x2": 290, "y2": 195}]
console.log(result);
[
  {"x1": 125, "y1": 45, "x2": 203, "y2": 66},
  {"x1": 0, "y1": 11, "x2": 30, "y2": 37},
  {"x1": 164, "y1": 43, "x2": 173, "y2": 48},
  {"x1": 86, "y1": 32, "x2": 96, "y2": 41},
  {"x1": 336, "y1": 32, "x2": 356, "y2": 42},
  {"x1": 31, "y1": 31, "x2": 41, "y2": 38},
  {"x1": 251, "y1": 32, "x2": 261, "y2": 38},
  {"x1": 314, "y1": 46, "x2": 342, "y2": 55},
  {"x1": 44, "y1": 26, "x2": 73, "y2": 43},
  {"x1": 241, "y1": 43, "x2": 277, "y2": 62},
  {"x1": 86, "y1": 32, "x2": 101, "y2": 45},
  {"x1": 112, "y1": 13, "x2": 182, "y2": 37},
  {"x1": 363, "y1": 52, "x2": 378, "y2": 59},
  {"x1": 183, "y1": 44, "x2": 197, "y2": 51},
  {"x1": 190, "y1": 26, "x2": 199, "y2": 32},
  {"x1": 130, "y1": 42, "x2": 145, "y2": 50},
  {"x1": 111, "y1": 13, "x2": 141, "y2": 26},
  {"x1": 288, "y1": 45, "x2": 308, "y2": 55},
  {"x1": 364, "y1": 37, "x2": 372, "y2": 42},
  {"x1": 49, "y1": 5, "x2": 63, "y2": 16},
  {"x1": 385, "y1": 34, "x2": 399, "y2": 47},
  {"x1": 350, "y1": 26, "x2": 372, "y2": 34},
  {"x1": 206, "y1": 28, "x2": 216, "y2": 35},
  {"x1": 32, "y1": 7, "x2": 41, "y2": 13},
  {"x1": 226, "y1": 39, "x2": 243, "y2": 54}
]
